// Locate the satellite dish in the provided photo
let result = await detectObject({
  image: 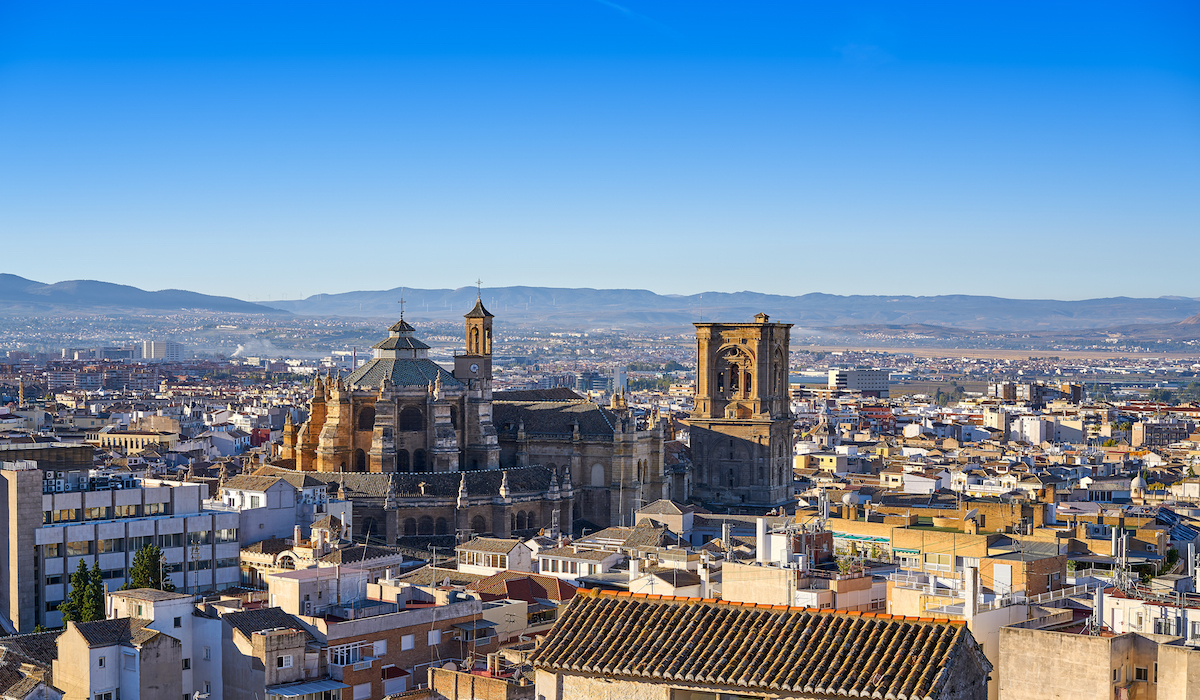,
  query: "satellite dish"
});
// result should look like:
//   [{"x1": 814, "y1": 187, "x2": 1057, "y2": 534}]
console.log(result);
[
  {"x1": 443, "y1": 662, "x2": 458, "y2": 671},
  {"x1": 964, "y1": 508, "x2": 979, "y2": 521}
]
